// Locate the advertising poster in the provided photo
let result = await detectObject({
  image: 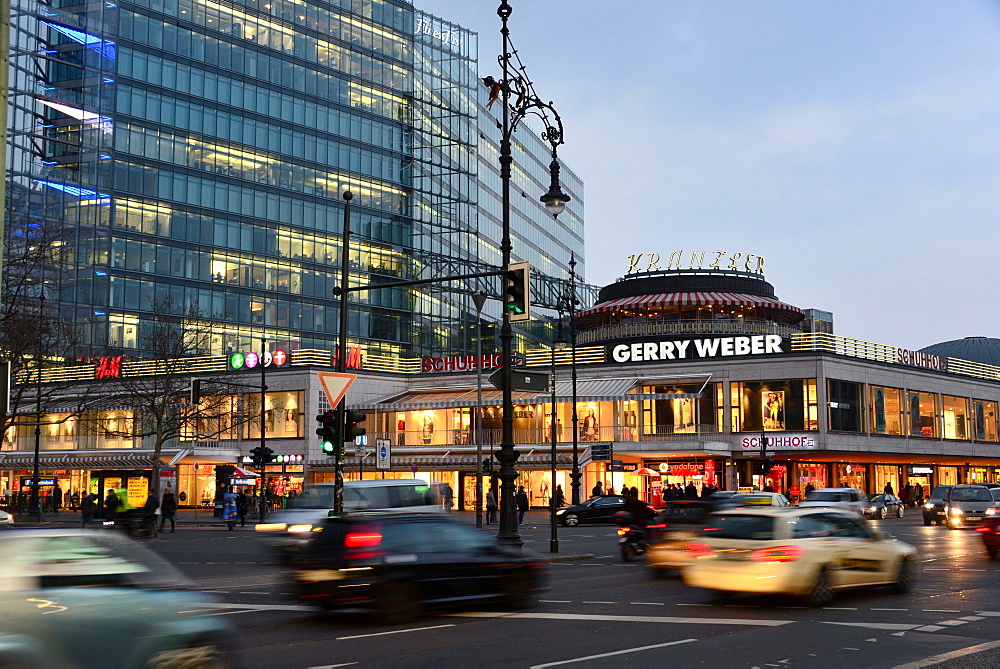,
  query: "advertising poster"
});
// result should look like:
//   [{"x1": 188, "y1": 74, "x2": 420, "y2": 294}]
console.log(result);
[
  {"x1": 126, "y1": 477, "x2": 148, "y2": 508},
  {"x1": 762, "y1": 391, "x2": 785, "y2": 430}
]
